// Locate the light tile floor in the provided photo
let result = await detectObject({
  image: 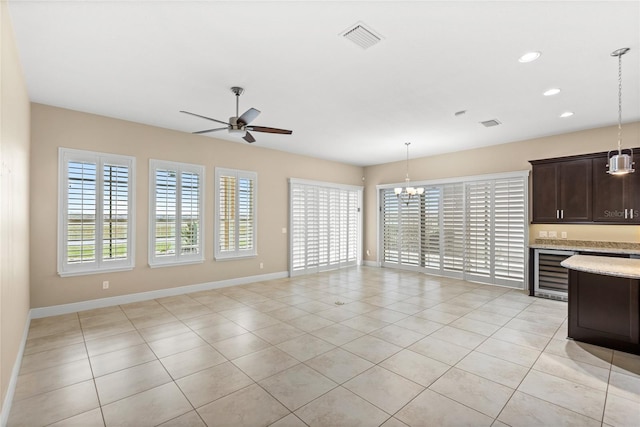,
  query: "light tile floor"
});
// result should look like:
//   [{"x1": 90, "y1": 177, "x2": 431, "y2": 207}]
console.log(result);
[{"x1": 8, "y1": 267, "x2": 640, "y2": 427}]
